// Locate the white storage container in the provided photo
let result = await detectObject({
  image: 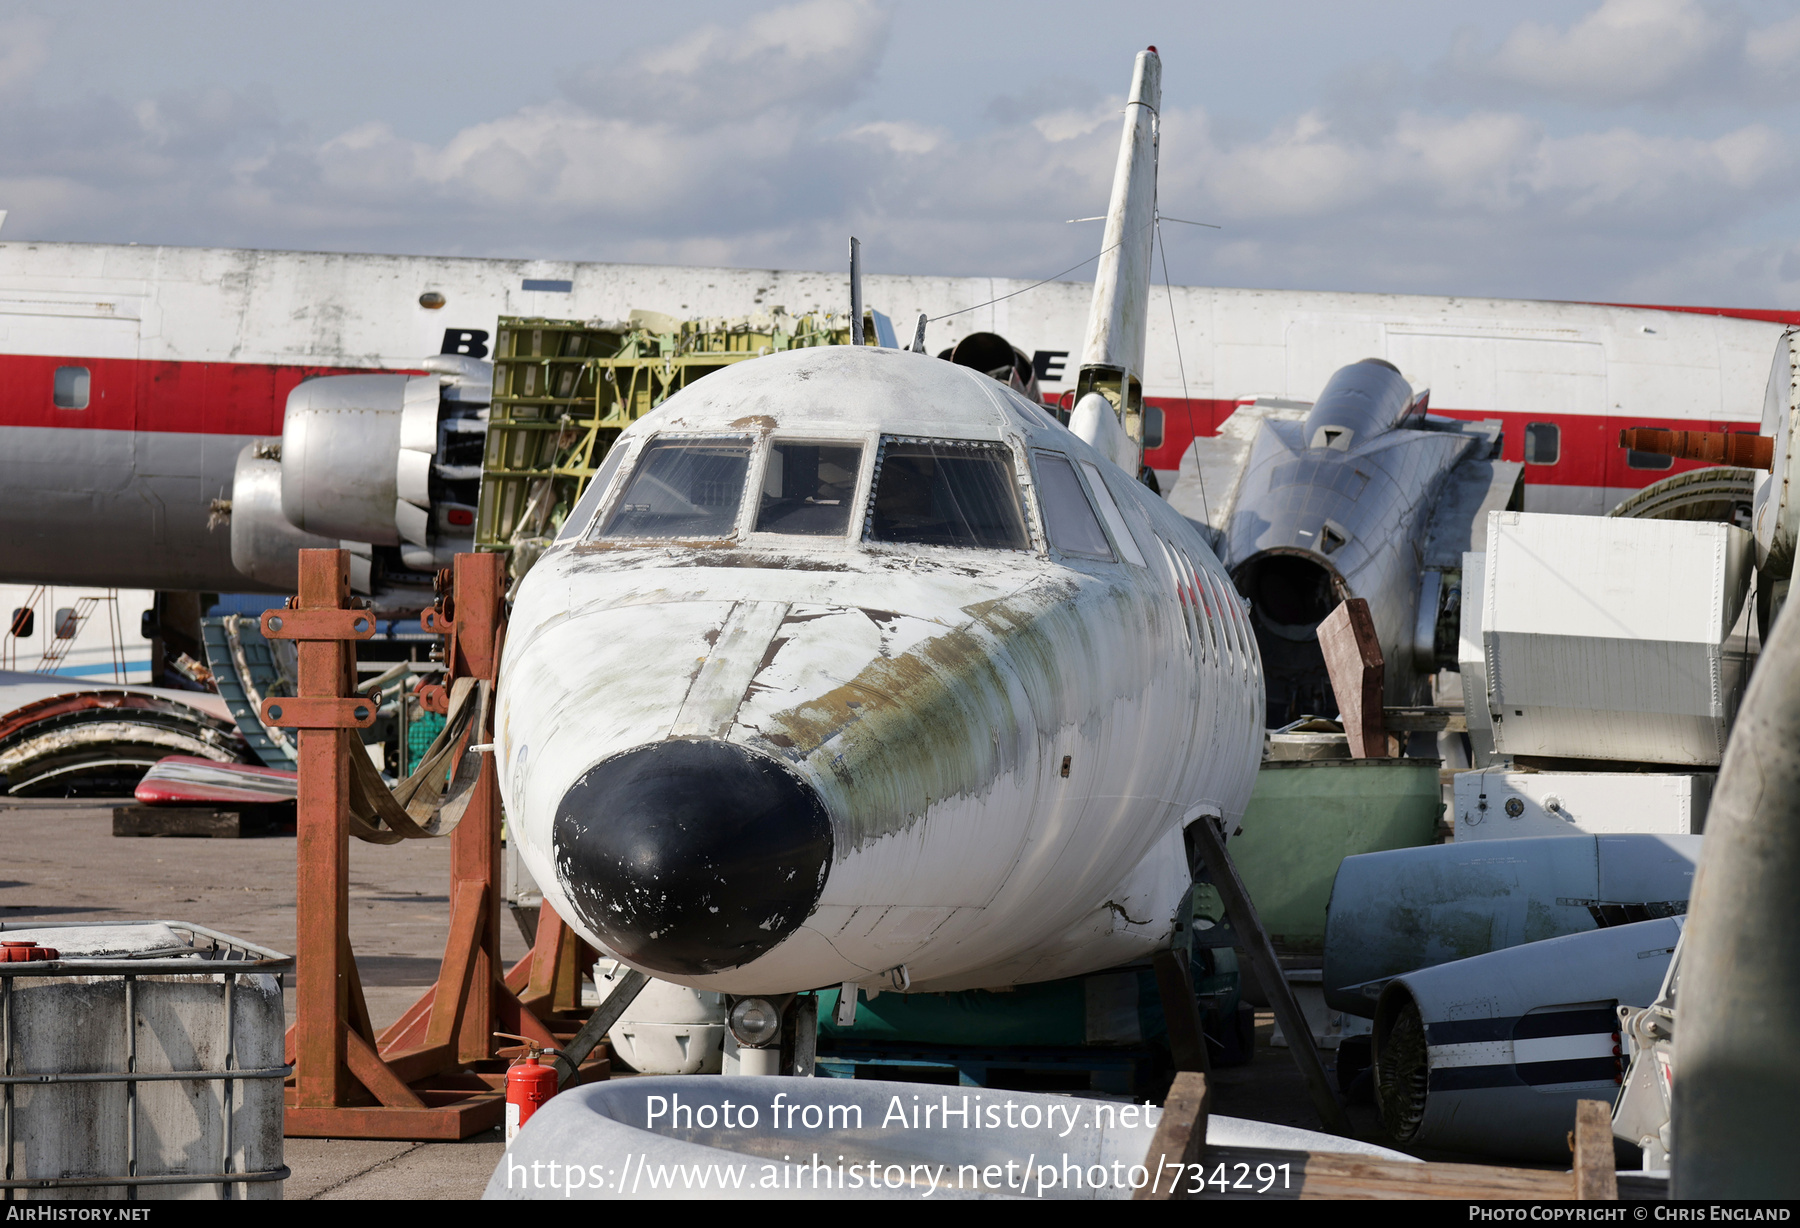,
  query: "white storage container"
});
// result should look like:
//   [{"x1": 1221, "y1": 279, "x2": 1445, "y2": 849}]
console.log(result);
[
  {"x1": 1452, "y1": 767, "x2": 1712, "y2": 840},
  {"x1": 1, "y1": 921, "x2": 290, "y2": 1200},
  {"x1": 1481, "y1": 512, "x2": 1754, "y2": 765},
  {"x1": 1459, "y1": 550, "x2": 1497, "y2": 766}
]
